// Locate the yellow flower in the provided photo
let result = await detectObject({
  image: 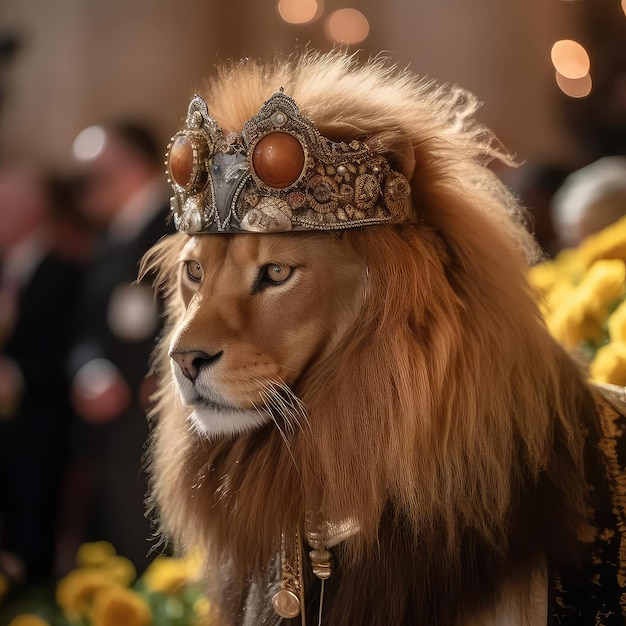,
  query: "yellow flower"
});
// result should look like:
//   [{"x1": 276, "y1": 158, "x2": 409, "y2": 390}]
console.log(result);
[
  {"x1": 608, "y1": 300, "x2": 626, "y2": 344},
  {"x1": 7, "y1": 616, "x2": 50, "y2": 626},
  {"x1": 577, "y1": 215, "x2": 626, "y2": 270},
  {"x1": 531, "y1": 257, "x2": 625, "y2": 350},
  {"x1": 538, "y1": 282, "x2": 574, "y2": 320},
  {"x1": 527, "y1": 260, "x2": 562, "y2": 295},
  {"x1": 194, "y1": 596, "x2": 215, "y2": 625},
  {"x1": 590, "y1": 342, "x2": 626, "y2": 386},
  {"x1": 554, "y1": 247, "x2": 585, "y2": 274},
  {"x1": 576, "y1": 259, "x2": 625, "y2": 320},
  {"x1": 56, "y1": 568, "x2": 120, "y2": 620},
  {"x1": 76, "y1": 541, "x2": 117, "y2": 568},
  {"x1": 90, "y1": 586, "x2": 151, "y2": 626},
  {"x1": 100, "y1": 555, "x2": 137, "y2": 586},
  {"x1": 182, "y1": 546, "x2": 204, "y2": 577},
  {"x1": 531, "y1": 217, "x2": 626, "y2": 365},
  {"x1": 547, "y1": 297, "x2": 603, "y2": 348},
  {"x1": 141, "y1": 553, "x2": 200, "y2": 594}
]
